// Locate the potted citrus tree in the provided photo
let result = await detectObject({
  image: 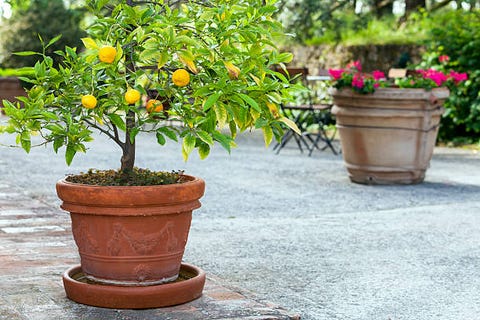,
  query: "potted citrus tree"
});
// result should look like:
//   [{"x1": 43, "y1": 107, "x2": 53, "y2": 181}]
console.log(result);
[
  {"x1": 329, "y1": 60, "x2": 467, "y2": 185},
  {"x1": 0, "y1": 0, "x2": 300, "y2": 309}
]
